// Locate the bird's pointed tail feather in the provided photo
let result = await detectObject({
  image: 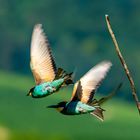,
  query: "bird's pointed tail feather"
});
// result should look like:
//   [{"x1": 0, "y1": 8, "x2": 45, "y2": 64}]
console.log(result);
[
  {"x1": 90, "y1": 107, "x2": 105, "y2": 121},
  {"x1": 55, "y1": 68, "x2": 74, "y2": 86}
]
